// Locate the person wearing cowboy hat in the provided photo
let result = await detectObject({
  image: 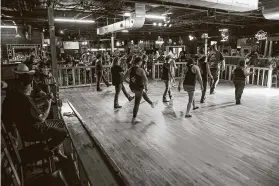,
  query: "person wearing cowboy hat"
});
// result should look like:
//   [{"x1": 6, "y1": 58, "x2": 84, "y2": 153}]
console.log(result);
[{"x1": 2, "y1": 63, "x2": 68, "y2": 160}]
